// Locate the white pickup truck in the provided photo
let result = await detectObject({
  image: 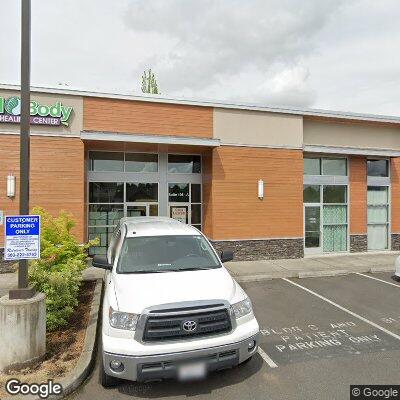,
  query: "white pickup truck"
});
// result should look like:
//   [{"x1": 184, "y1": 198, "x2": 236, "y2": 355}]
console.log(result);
[{"x1": 92, "y1": 217, "x2": 260, "y2": 386}]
